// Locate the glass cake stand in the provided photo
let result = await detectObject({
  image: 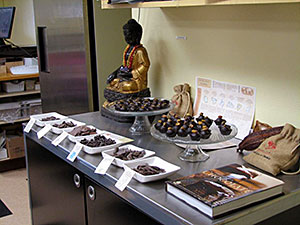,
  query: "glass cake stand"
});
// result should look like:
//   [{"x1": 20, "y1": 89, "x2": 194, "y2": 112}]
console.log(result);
[
  {"x1": 106, "y1": 100, "x2": 174, "y2": 135},
  {"x1": 150, "y1": 123, "x2": 238, "y2": 162}
]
